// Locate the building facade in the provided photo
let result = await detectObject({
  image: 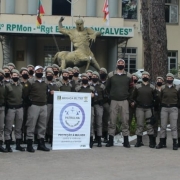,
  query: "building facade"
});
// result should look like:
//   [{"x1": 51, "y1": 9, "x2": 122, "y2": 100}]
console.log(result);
[{"x1": 0, "y1": 0, "x2": 179, "y2": 73}]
